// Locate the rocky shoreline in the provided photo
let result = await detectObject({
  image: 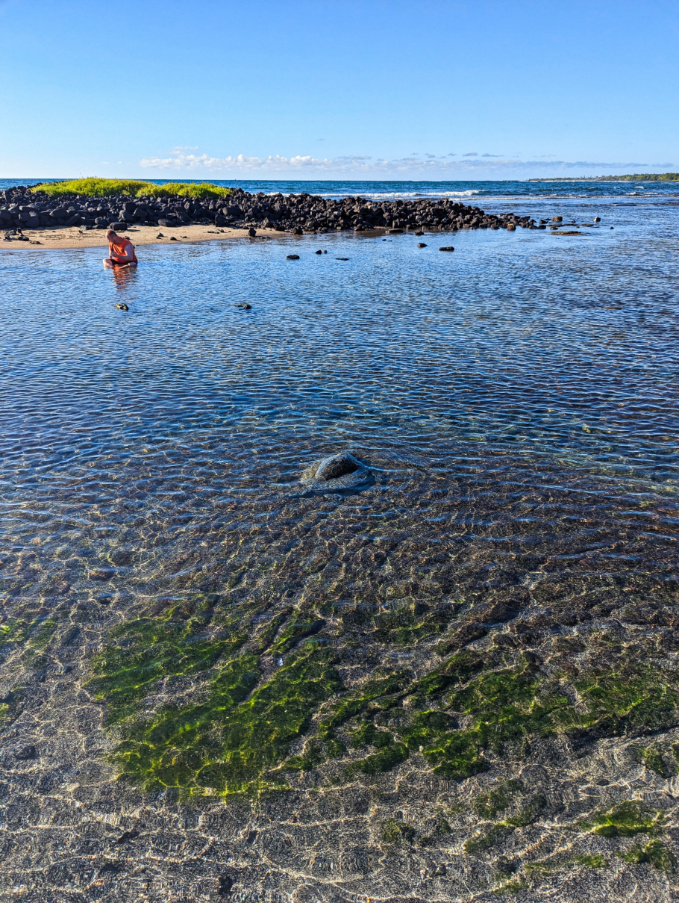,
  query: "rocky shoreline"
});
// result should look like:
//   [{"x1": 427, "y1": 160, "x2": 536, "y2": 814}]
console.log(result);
[{"x1": 1, "y1": 183, "x2": 540, "y2": 236}]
